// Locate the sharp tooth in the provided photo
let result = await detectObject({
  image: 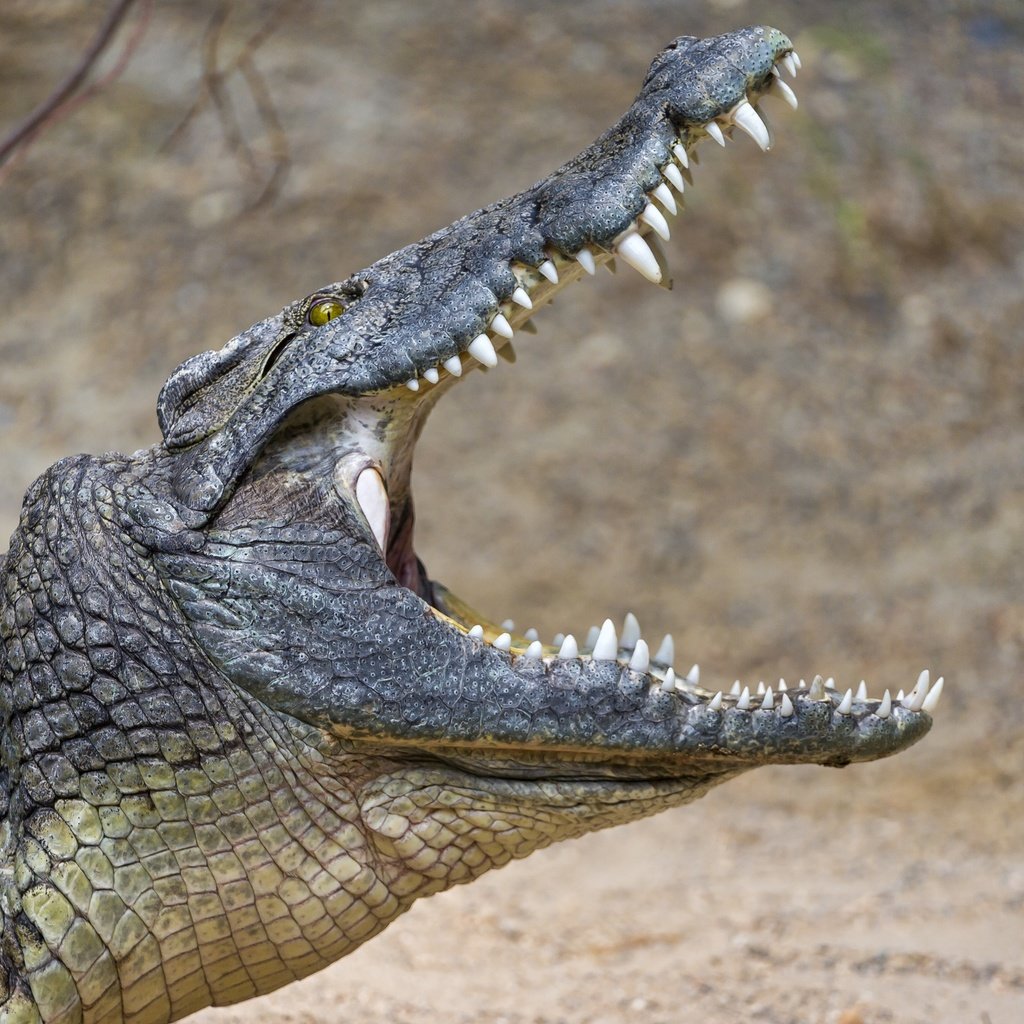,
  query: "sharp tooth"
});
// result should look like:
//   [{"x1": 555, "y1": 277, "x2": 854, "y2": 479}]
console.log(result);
[
  {"x1": 494, "y1": 632, "x2": 512, "y2": 652},
  {"x1": 616, "y1": 231, "x2": 662, "y2": 284},
  {"x1": 875, "y1": 690, "x2": 892, "y2": 719},
  {"x1": 904, "y1": 671, "x2": 930, "y2": 710},
  {"x1": 736, "y1": 686, "x2": 751, "y2": 710},
  {"x1": 771, "y1": 65, "x2": 781, "y2": 78},
  {"x1": 469, "y1": 624, "x2": 484, "y2": 639},
  {"x1": 511, "y1": 286, "x2": 533, "y2": 309},
  {"x1": 443, "y1": 355, "x2": 463, "y2": 377},
  {"x1": 524, "y1": 628, "x2": 539, "y2": 642},
  {"x1": 524, "y1": 640, "x2": 543, "y2": 660},
  {"x1": 653, "y1": 181, "x2": 677, "y2": 213},
  {"x1": 836, "y1": 689, "x2": 854, "y2": 715},
  {"x1": 756, "y1": 681, "x2": 766, "y2": 695},
  {"x1": 778, "y1": 679, "x2": 788, "y2": 691},
  {"x1": 621, "y1": 612, "x2": 641, "y2": 649},
  {"x1": 628, "y1": 638, "x2": 650, "y2": 672},
  {"x1": 780, "y1": 692, "x2": 794, "y2": 717},
  {"x1": 640, "y1": 203, "x2": 671, "y2": 241},
  {"x1": 660, "y1": 668, "x2": 677, "y2": 692},
  {"x1": 773, "y1": 78, "x2": 798, "y2": 109},
  {"x1": 654, "y1": 634, "x2": 674, "y2": 665},
  {"x1": 808, "y1": 675, "x2": 826, "y2": 700},
  {"x1": 406, "y1": 379, "x2": 420, "y2": 391},
  {"x1": 729, "y1": 680, "x2": 741, "y2": 696},
  {"x1": 552, "y1": 632, "x2": 565, "y2": 646},
  {"x1": 661, "y1": 164, "x2": 684, "y2": 194},
  {"x1": 761, "y1": 687, "x2": 775, "y2": 710},
  {"x1": 468, "y1": 334, "x2": 498, "y2": 367},
  {"x1": 557, "y1": 634, "x2": 578, "y2": 659},
  {"x1": 585, "y1": 625, "x2": 600, "y2": 650},
  {"x1": 921, "y1": 676, "x2": 944, "y2": 713},
  {"x1": 686, "y1": 664, "x2": 699, "y2": 684},
  {"x1": 781, "y1": 53, "x2": 797, "y2": 77},
  {"x1": 791, "y1": 50, "x2": 802, "y2": 70},
  {"x1": 355, "y1": 467, "x2": 389, "y2": 553},
  {"x1": 825, "y1": 676, "x2": 836, "y2": 690},
  {"x1": 672, "y1": 143, "x2": 689, "y2": 168},
  {"x1": 501, "y1": 619, "x2": 515, "y2": 630},
  {"x1": 896, "y1": 689, "x2": 905, "y2": 702},
  {"x1": 491, "y1": 313, "x2": 514, "y2": 338},
  {"x1": 916, "y1": 669, "x2": 930, "y2": 691},
  {"x1": 538, "y1": 259, "x2": 559, "y2": 283},
  {"x1": 423, "y1": 367, "x2": 440, "y2": 384},
  {"x1": 855, "y1": 680, "x2": 867, "y2": 701},
  {"x1": 733, "y1": 101, "x2": 771, "y2": 151},
  {"x1": 592, "y1": 619, "x2": 619, "y2": 661},
  {"x1": 708, "y1": 691, "x2": 723, "y2": 711},
  {"x1": 576, "y1": 248, "x2": 597, "y2": 275},
  {"x1": 705, "y1": 121, "x2": 726, "y2": 146}
]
